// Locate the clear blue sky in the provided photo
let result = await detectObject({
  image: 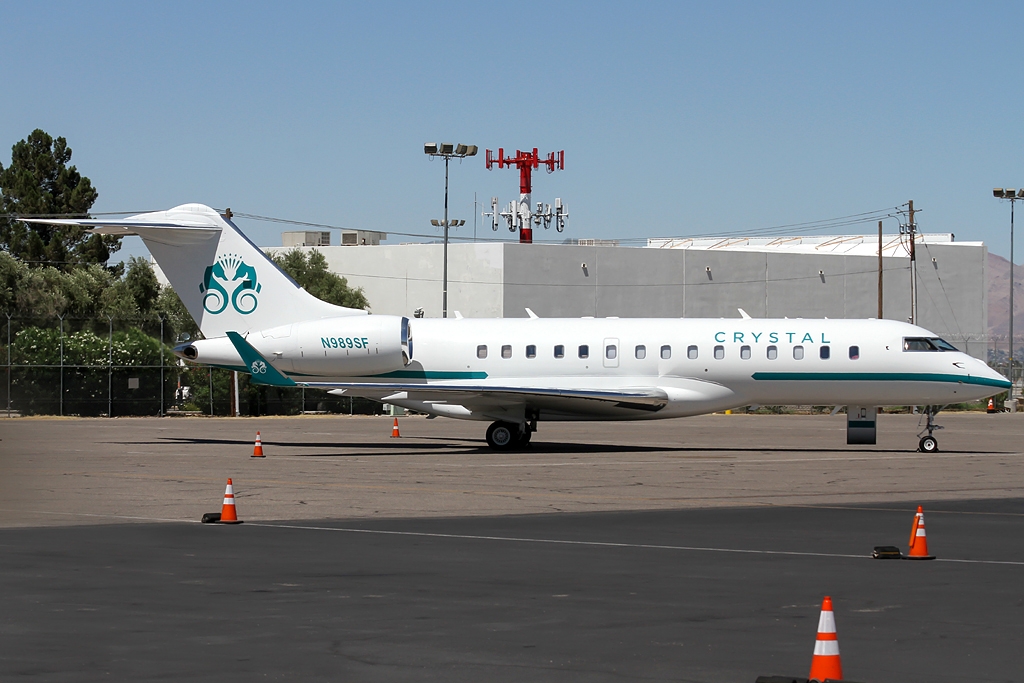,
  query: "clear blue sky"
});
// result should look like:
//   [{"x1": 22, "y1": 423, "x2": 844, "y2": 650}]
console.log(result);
[{"x1": 3, "y1": 1, "x2": 1023, "y2": 261}]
